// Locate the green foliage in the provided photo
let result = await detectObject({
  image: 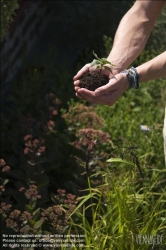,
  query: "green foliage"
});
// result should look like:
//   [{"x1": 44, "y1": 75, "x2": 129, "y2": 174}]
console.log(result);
[
  {"x1": 96, "y1": 78, "x2": 165, "y2": 169},
  {"x1": 1, "y1": 2, "x2": 166, "y2": 248},
  {"x1": 90, "y1": 51, "x2": 117, "y2": 74},
  {"x1": 65, "y1": 164, "x2": 166, "y2": 250},
  {"x1": 147, "y1": 4, "x2": 166, "y2": 53},
  {"x1": 0, "y1": 61, "x2": 81, "y2": 236},
  {"x1": 103, "y1": 35, "x2": 113, "y2": 56},
  {"x1": 59, "y1": 32, "x2": 166, "y2": 249},
  {"x1": 98, "y1": 33, "x2": 166, "y2": 170},
  {"x1": 0, "y1": 0, "x2": 19, "y2": 40}
]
